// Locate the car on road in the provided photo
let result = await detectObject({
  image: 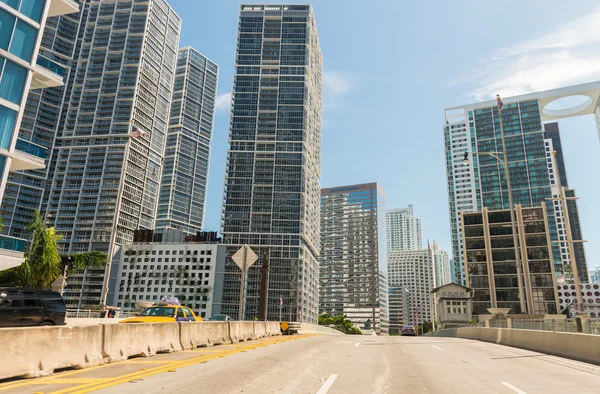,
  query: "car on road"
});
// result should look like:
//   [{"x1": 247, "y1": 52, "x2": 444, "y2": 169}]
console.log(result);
[
  {"x1": 209, "y1": 314, "x2": 232, "y2": 321},
  {"x1": 401, "y1": 325, "x2": 417, "y2": 336},
  {"x1": 0, "y1": 288, "x2": 66, "y2": 327},
  {"x1": 120, "y1": 305, "x2": 202, "y2": 323}
]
